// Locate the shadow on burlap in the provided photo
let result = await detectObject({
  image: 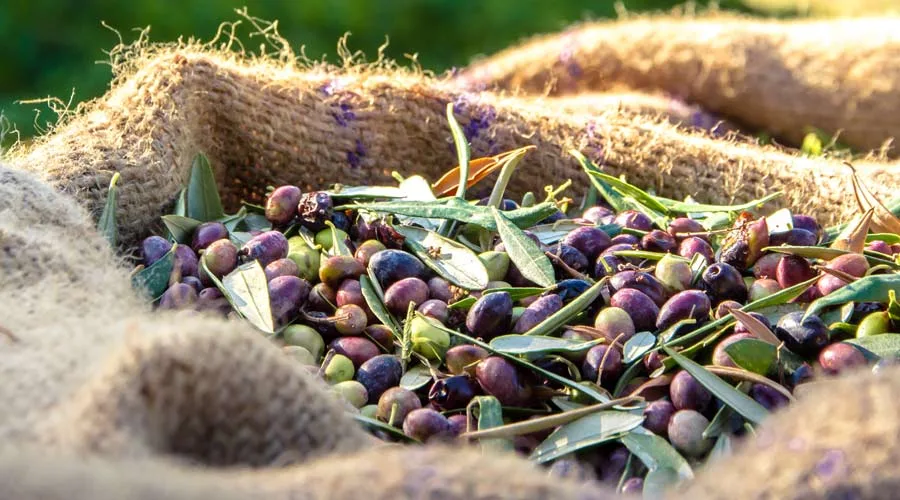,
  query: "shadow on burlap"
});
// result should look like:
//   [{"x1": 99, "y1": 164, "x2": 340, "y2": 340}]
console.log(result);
[{"x1": 2, "y1": 11, "x2": 900, "y2": 500}]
